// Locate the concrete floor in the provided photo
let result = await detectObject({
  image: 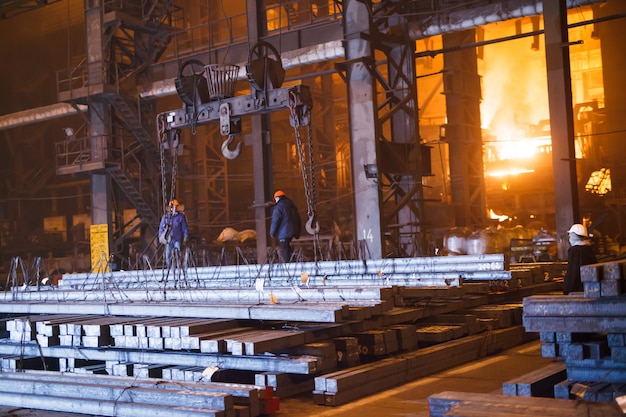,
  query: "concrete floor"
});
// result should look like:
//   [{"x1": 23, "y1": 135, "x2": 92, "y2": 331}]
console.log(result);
[
  {"x1": 278, "y1": 339, "x2": 554, "y2": 417},
  {"x1": 0, "y1": 339, "x2": 553, "y2": 417}
]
